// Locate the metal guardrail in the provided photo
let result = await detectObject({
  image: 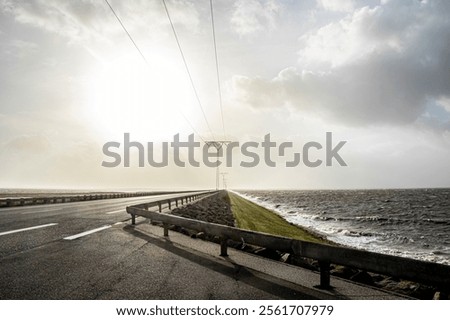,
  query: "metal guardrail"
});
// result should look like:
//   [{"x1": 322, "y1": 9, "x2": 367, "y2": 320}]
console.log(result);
[
  {"x1": 126, "y1": 205, "x2": 450, "y2": 291},
  {"x1": 0, "y1": 191, "x2": 203, "y2": 208},
  {"x1": 128, "y1": 191, "x2": 216, "y2": 225}
]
